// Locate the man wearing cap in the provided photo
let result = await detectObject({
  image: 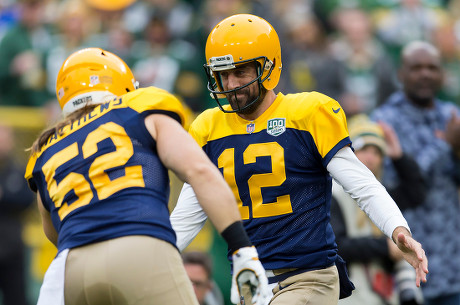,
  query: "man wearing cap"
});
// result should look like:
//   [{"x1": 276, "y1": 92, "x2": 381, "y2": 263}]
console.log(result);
[{"x1": 330, "y1": 115, "x2": 426, "y2": 305}]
